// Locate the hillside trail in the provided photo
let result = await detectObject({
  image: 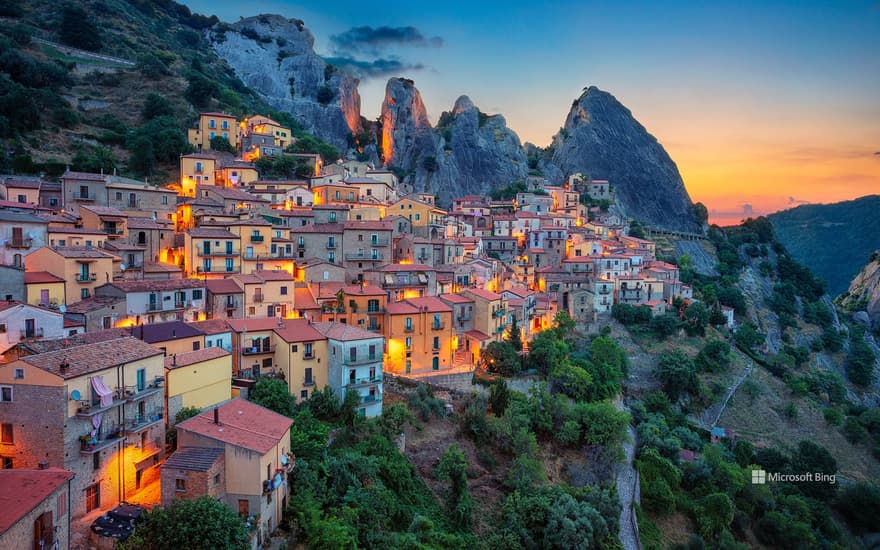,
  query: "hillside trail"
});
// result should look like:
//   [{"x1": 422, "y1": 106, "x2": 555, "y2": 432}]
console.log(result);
[{"x1": 614, "y1": 396, "x2": 641, "y2": 550}]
